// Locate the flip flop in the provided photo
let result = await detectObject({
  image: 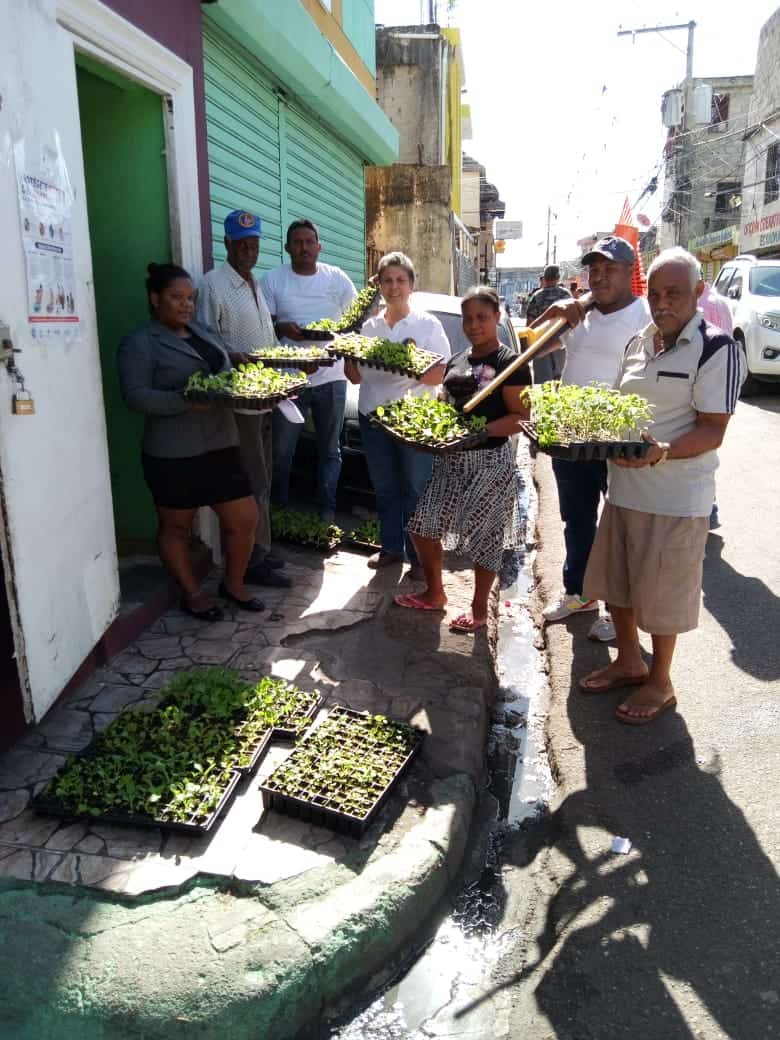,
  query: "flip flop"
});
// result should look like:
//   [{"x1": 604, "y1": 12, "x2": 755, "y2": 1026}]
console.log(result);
[
  {"x1": 394, "y1": 593, "x2": 445, "y2": 612},
  {"x1": 449, "y1": 614, "x2": 487, "y2": 634},
  {"x1": 579, "y1": 671, "x2": 649, "y2": 695},
  {"x1": 218, "y1": 582, "x2": 265, "y2": 613},
  {"x1": 180, "y1": 599, "x2": 224, "y2": 623},
  {"x1": 615, "y1": 696, "x2": 677, "y2": 726}
]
